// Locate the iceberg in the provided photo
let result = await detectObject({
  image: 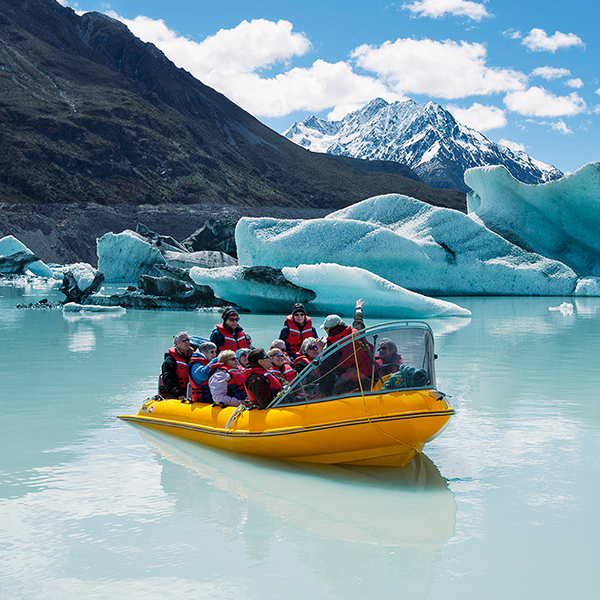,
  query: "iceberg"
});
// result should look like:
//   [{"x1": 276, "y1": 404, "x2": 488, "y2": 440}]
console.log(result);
[
  {"x1": 189, "y1": 265, "x2": 316, "y2": 312},
  {"x1": 62, "y1": 302, "x2": 126, "y2": 314},
  {"x1": 573, "y1": 277, "x2": 600, "y2": 296},
  {"x1": 59, "y1": 262, "x2": 104, "y2": 304},
  {"x1": 0, "y1": 235, "x2": 53, "y2": 278},
  {"x1": 236, "y1": 194, "x2": 577, "y2": 296},
  {"x1": 97, "y1": 230, "x2": 166, "y2": 283},
  {"x1": 465, "y1": 163, "x2": 600, "y2": 277},
  {"x1": 282, "y1": 263, "x2": 471, "y2": 318}
]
